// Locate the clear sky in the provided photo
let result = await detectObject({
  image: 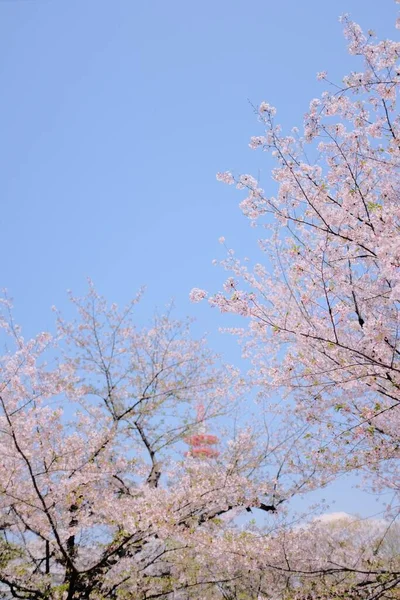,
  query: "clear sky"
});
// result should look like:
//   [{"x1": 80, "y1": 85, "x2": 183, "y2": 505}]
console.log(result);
[{"x1": 1, "y1": 0, "x2": 398, "y2": 515}]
